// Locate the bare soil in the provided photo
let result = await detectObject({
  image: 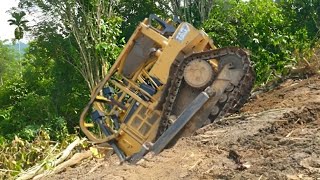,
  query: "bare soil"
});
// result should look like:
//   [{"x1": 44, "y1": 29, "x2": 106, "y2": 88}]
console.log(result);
[{"x1": 50, "y1": 76, "x2": 320, "y2": 180}]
